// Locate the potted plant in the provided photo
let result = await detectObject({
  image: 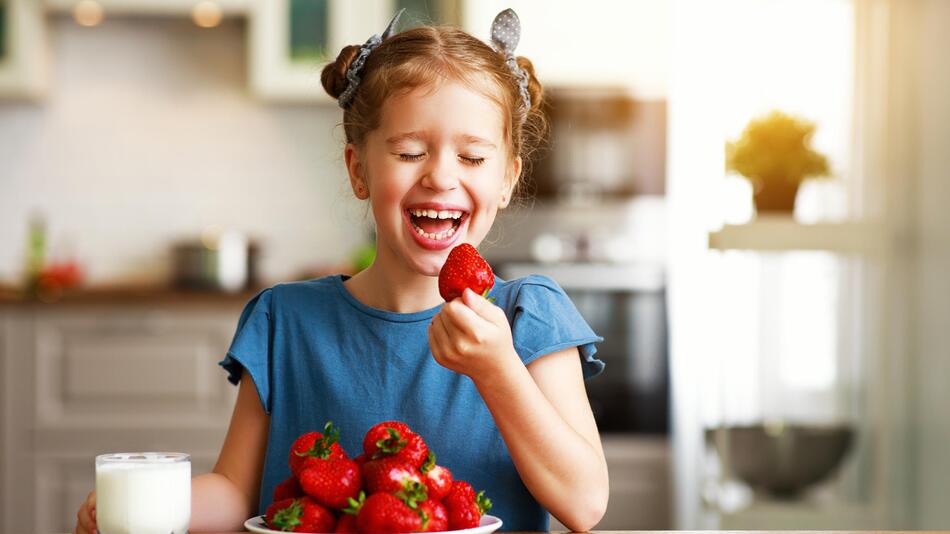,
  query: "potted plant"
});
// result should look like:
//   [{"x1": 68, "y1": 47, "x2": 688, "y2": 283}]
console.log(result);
[{"x1": 726, "y1": 111, "x2": 831, "y2": 213}]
